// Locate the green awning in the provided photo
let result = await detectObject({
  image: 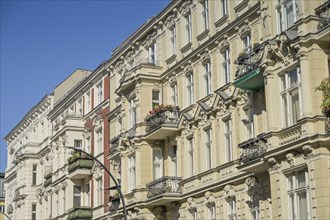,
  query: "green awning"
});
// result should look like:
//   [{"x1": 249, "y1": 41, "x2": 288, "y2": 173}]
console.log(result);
[{"x1": 233, "y1": 68, "x2": 264, "y2": 91}]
